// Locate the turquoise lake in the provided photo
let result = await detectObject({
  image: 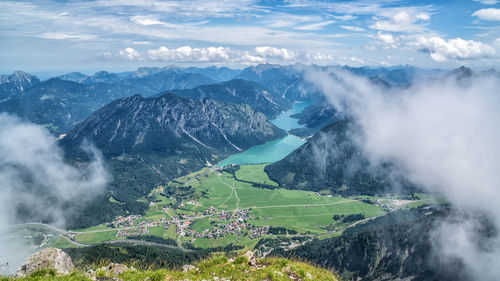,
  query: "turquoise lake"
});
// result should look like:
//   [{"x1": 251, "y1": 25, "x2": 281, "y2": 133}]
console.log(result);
[{"x1": 217, "y1": 101, "x2": 313, "y2": 167}]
